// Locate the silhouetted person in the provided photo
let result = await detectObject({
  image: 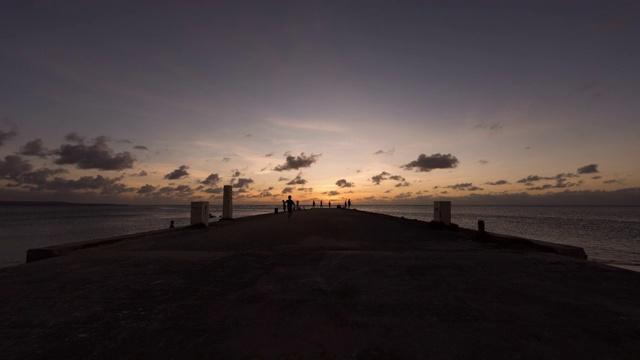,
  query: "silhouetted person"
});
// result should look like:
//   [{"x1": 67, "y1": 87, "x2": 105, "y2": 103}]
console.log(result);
[
  {"x1": 170, "y1": 220, "x2": 175, "y2": 228},
  {"x1": 348, "y1": 199, "x2": 351, "y2": 209},
  {"x1": 285, "y1": 195, "x2": 295, "y2": 219},
  {"x1": 282, "y1": 200, "x2": 286, "y2": 211},
  {"x1": 328, "y1": 201, "x2": 331, "y2": 208},
  {"x1": 320, "y1": 200, "x2": 323, "y2": 208},
  {"x1": 344, "y1": 201, "x2": 347, "y2": 208},
  {"x1": 312, "y1": 200, "x2": 316, "y2": 208}
]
